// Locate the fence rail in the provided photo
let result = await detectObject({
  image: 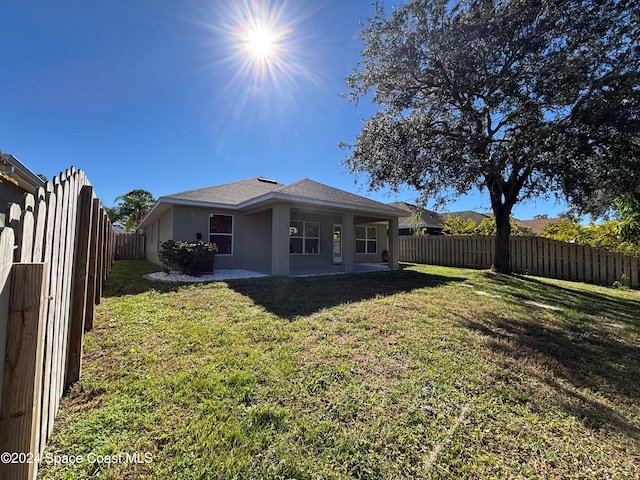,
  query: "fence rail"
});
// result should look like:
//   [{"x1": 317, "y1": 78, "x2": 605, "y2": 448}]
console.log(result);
[
  {"x1": 115, "y1": 234, "x2": 145, "y2": 259},
  {"x1": 0, "y1": 168, "x2": 115, "y2": 480},
  {"x1": 399, "y1": 235, "x2": 640, "y2": 288}
]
